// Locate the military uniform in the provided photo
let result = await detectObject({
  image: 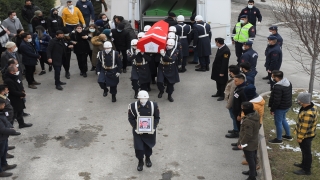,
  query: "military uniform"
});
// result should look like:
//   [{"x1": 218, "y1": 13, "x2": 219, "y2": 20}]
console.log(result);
[
  {"x1": 175, "y1": 23, "x2": 191, "y2": 71},
  {"x1": 240, "y1": 47, "x2": 258, "y2": 74},
  {"x1": 128, "y1": 100, "x2": 160, "y2": 160},
  {"x1": 273, "y1": 33, "x2": 283, "y2": 47},
  {"x1": 96, "y1": 50, "x2": 122, "y2": 95},
  {"x1": 145, "y1": 53, "x2": 161, "y2": 85},
  {"x1": 265, "y1": 43, "x2": 282, "y2": 89},
  {"x1": 193, "y1": 22, "x2": 212, "y2": 71}
]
